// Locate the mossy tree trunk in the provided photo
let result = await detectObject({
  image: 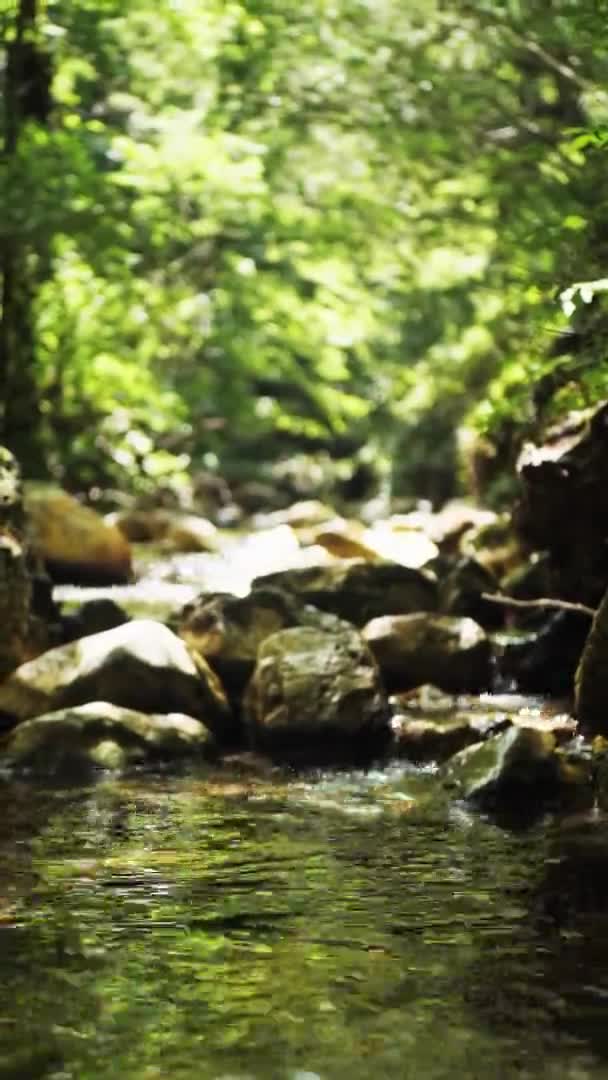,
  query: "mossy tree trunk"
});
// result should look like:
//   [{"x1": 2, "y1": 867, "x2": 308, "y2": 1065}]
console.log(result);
[{"x1": 0, "y1": 0, "x2": 50, "y2": 475}]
